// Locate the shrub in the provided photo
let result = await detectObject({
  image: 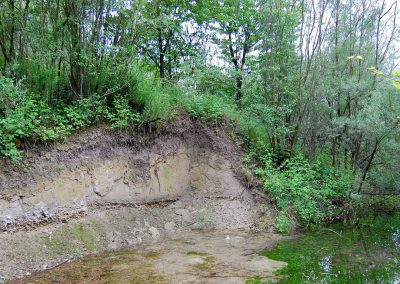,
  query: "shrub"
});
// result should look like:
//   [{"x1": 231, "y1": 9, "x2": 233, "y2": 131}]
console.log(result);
[
  {"x1": 276, "y1": 212, "x2": 296, "y2": 233},
  {"x1": 106, "y1": 96, "x2": 140, "y2": 128},
  {"x1": 128, "y1": 67, "x2": 174, "y2": 122},
  {"x1": 181, "y1": 92, "x2": 233, "y2": 122},
  {"x1": 256, "y1": 153, "x2": 356, "y2": 228}
]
